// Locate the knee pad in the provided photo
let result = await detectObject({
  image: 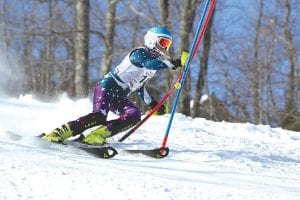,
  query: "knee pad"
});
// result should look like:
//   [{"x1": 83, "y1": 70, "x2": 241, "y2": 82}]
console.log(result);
[{"x1": 126, "y1": 108, "x2": 141, "y2": 122}]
